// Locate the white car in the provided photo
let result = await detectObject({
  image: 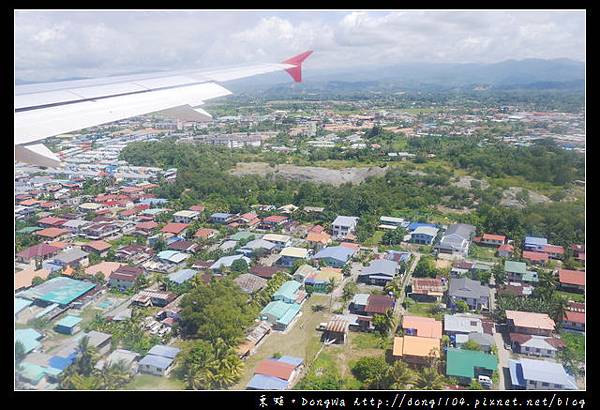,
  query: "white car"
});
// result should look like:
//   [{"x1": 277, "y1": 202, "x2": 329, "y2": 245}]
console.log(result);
[{"x1": 478, "y1": 375, "x2": 492, "y2": 389}]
